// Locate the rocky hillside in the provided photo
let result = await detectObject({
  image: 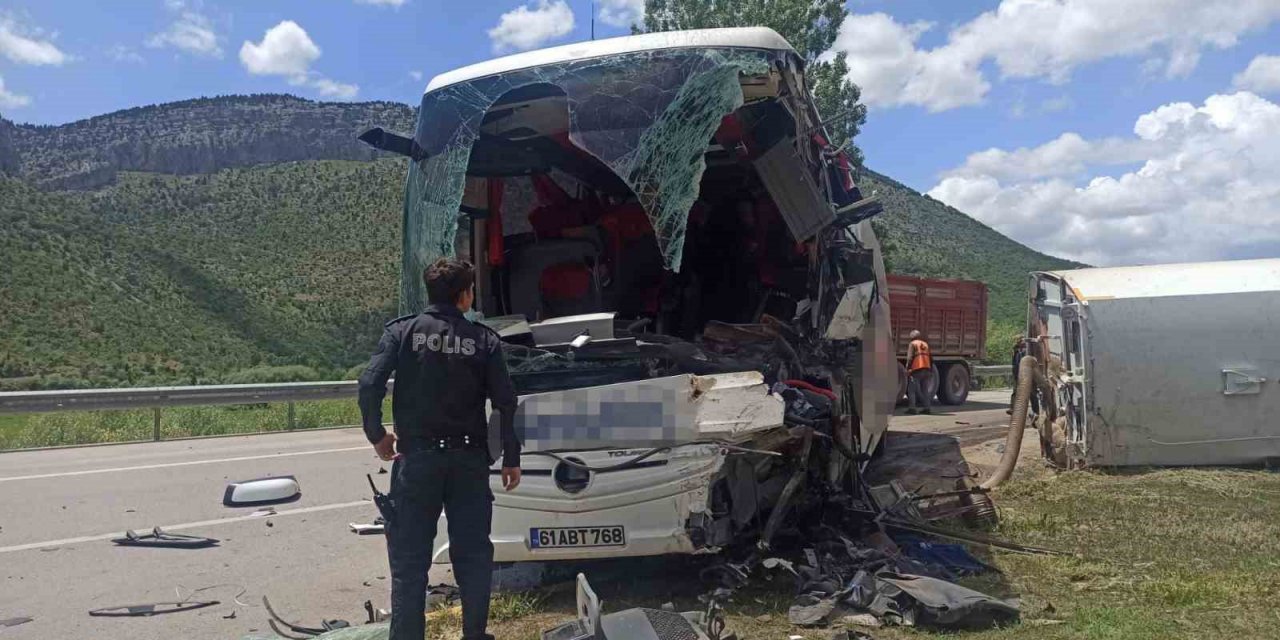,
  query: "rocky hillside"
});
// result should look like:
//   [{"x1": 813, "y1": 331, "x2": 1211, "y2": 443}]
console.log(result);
[{"x1": 4, "y1": 94, "x2": 415, "y2": 190}]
